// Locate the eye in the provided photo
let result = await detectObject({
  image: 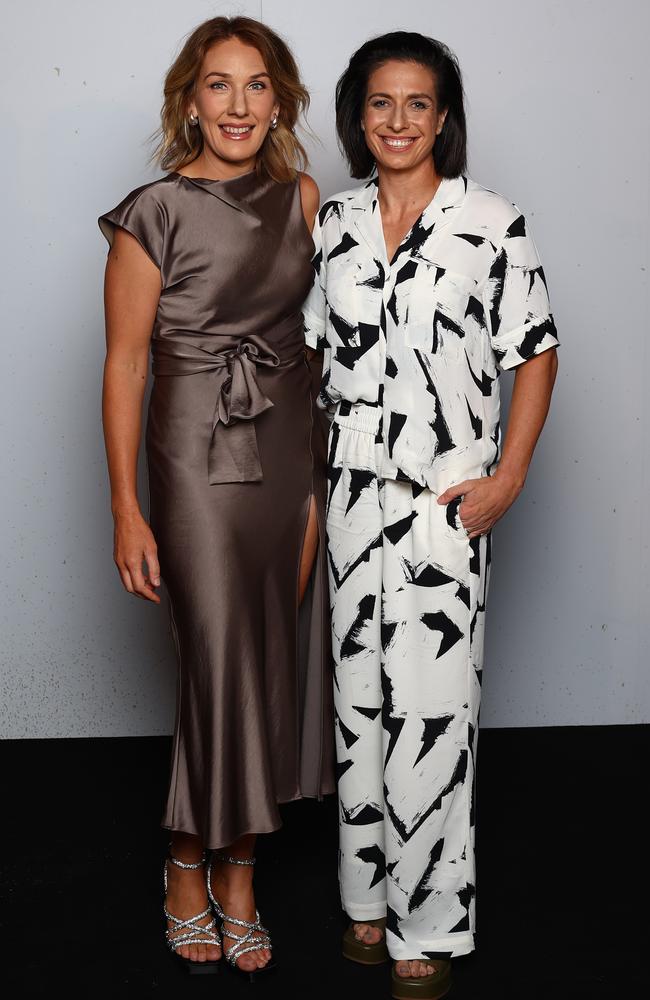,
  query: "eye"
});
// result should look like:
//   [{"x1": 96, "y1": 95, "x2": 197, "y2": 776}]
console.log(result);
[
  {"x1": 209, "y1": 81, "x2": 228, "y2": 90},
  {"x1": 411, "y1": 101, "x2": 428, "y2": 111},
  {"x1": 371, "y1": 99, "x2": 388, "y2": 109},
  {"x1": 249, "y1": 81, "x2": 266, "y2": 90}
]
